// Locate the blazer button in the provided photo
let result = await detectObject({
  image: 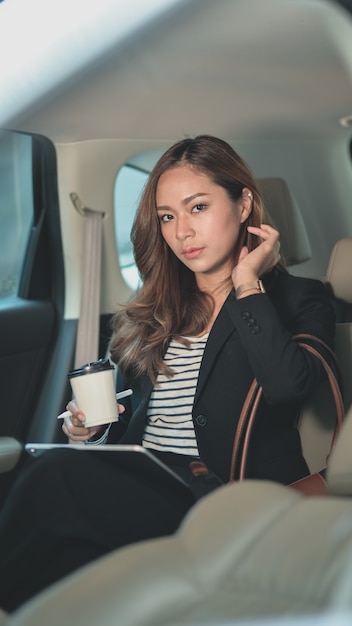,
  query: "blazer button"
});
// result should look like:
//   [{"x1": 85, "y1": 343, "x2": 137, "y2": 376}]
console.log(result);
[
  {"x1": 250, "y1": 324, "x2": 261, "y2": 334},
  {"x1": 195, "y1": 414, "x2": 207, "y2": 427}
]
